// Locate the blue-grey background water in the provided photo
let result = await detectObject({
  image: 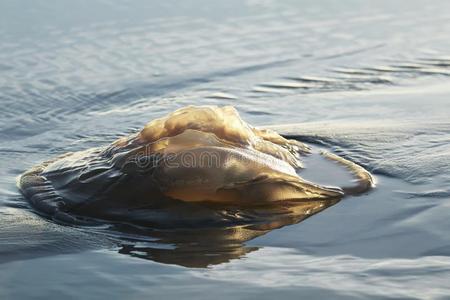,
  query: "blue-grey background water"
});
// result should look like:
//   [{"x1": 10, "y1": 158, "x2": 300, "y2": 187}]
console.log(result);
[{"x1": 1, "y1": 0, "x2": 450, "y2": 299}]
